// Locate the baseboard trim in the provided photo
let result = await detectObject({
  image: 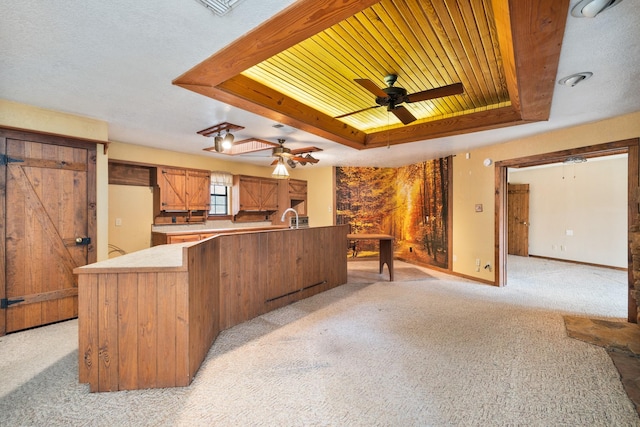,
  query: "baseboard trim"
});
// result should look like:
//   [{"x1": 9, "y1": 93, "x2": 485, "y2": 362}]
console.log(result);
[
  {"x1": 395, "y1": 256, "x2": 496, "y2": 286},
  {"x1": 528, "y1": 254, "x2": 627, "y2": 271}
]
